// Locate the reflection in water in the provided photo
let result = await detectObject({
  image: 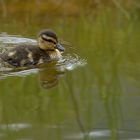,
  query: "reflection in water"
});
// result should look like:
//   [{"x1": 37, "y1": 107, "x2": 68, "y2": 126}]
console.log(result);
[
  {"x1": 0, "y1": 62, "x2": 63, "y2": 89},
  {"x1": 0, "y1": 6, "x2": 139, "y2": 139},
  {"x1": 0, "y1": 35, "x2": 86, "y2": 89},
  {"x1": 65, "y1": 129, "x2": 140, "y2": 139},
  {"x1": 0, "y1": 123, "x2": 31, "y2": 131},
  {"x1": 0, "y1": 34, "x2": 86, "y2": 89},
  {"x1": 39, "y1": 54, "x2": 86, "y2": 89},
  {"x1": 0, "y1": 54, "x2": 86, "y2": 89},
  {"x1": 69, "y1": 84, "x2": 86, "y2": 135},
  {"x1": 38, "y1": 62, "x2": 65, "y2": 89}
]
